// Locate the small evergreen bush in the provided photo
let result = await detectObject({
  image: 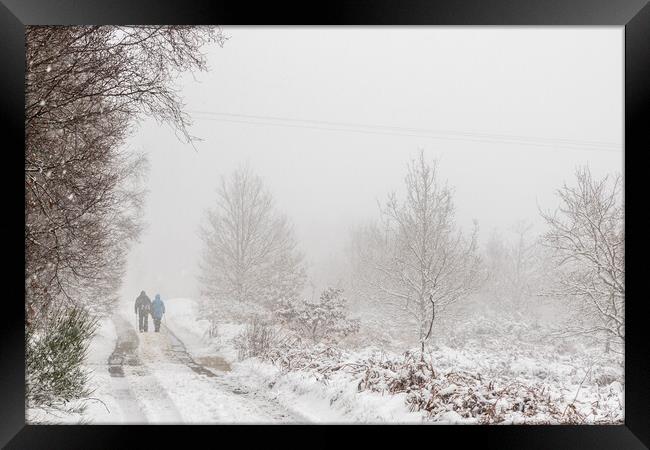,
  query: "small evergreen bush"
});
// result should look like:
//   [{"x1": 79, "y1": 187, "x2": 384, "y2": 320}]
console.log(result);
[{"x1": 26, "y1": 306, "x2": 98, "y2": 409}]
